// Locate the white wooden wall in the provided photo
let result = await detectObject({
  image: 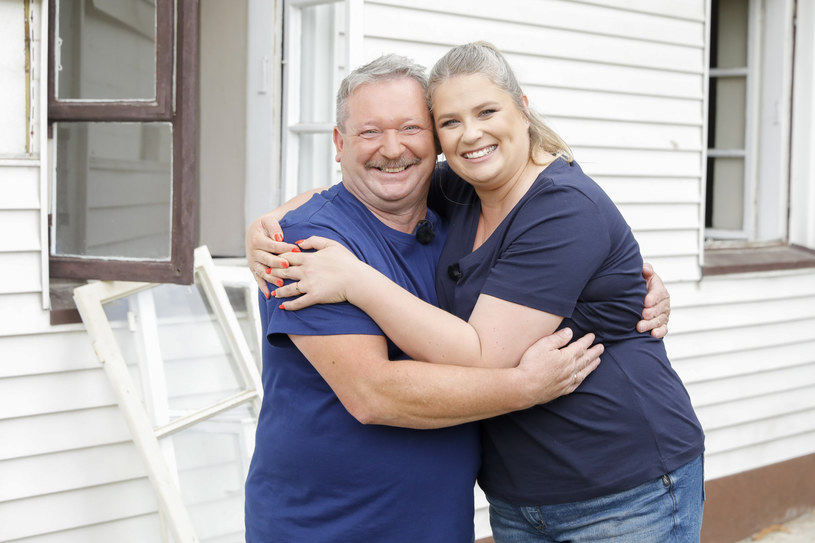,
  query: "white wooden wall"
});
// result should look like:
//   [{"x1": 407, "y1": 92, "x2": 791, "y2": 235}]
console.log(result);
[{"x1": 2, "y1": 0, "x2": 815, "y2": 541}]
